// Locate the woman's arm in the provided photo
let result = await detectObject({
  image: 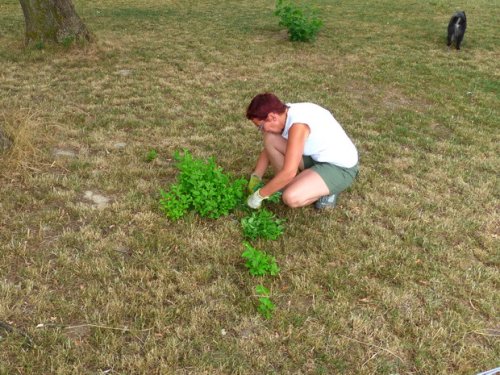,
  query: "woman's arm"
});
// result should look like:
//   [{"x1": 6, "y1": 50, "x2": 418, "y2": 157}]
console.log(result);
[{"x1": 260, "y1": 123, "x2": 309, "y2": 197}]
